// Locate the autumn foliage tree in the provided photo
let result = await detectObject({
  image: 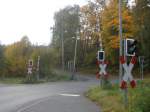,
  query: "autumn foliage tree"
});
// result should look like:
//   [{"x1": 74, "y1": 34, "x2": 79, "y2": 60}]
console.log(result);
[
  {"x1": 101, "y1": 0, "x2": 135, "y2": 65},
  {"x1": 4, "y1": 36, "x2": 32, "y2": 77},
  {"x1": 0, "y1": 36, "x2": 56, "y2": 78},
  {"x1": 79, "y1": 0, "x2": 135, "y2": 67},
  {"x1": 79, "y1": 0, "x2": 106, "y2": 67}
]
